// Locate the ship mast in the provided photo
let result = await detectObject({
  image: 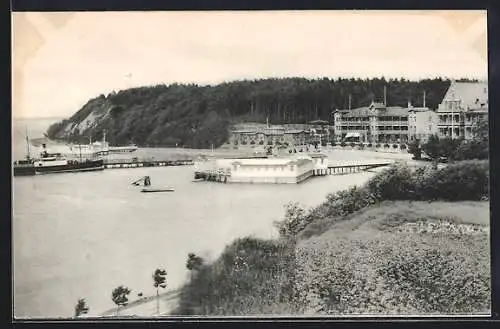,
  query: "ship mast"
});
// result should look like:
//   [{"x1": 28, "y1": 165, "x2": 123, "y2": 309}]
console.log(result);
[
  {"x1": 102, "y1": 129, "x2": 106, "y2": 155},
  {"x1": 25, "y1": 126, "x2": 31, "y2": 160}
]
